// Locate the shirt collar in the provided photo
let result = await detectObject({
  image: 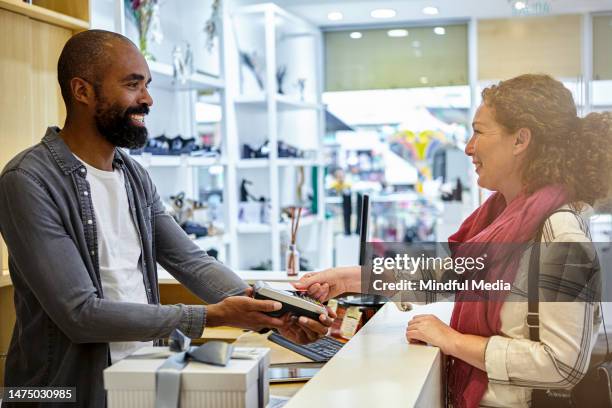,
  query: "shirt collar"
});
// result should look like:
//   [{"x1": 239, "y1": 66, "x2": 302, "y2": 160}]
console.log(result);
[{"x1": 42, "y1": 126, "x2": 125, "y2": 175}]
